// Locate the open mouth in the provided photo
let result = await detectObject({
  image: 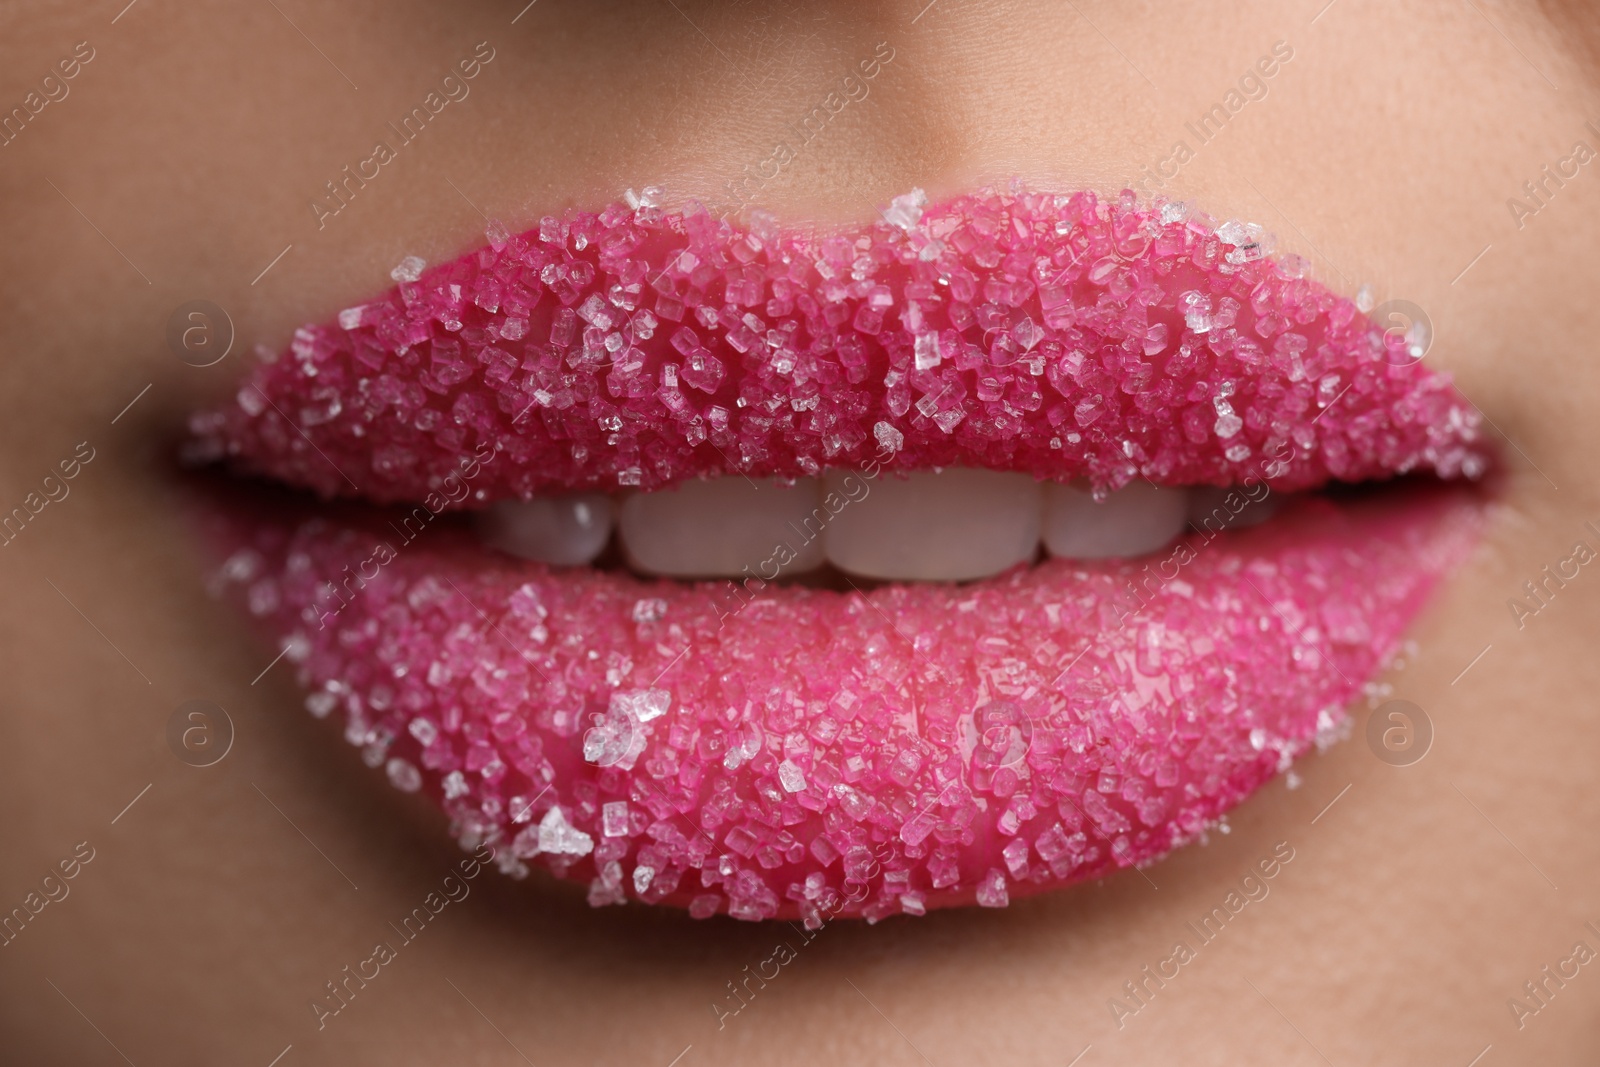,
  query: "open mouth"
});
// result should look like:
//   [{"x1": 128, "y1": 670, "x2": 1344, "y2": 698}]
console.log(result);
[{"x1": 187, "y1": 186, "x2": 1492, "y2": 924}]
